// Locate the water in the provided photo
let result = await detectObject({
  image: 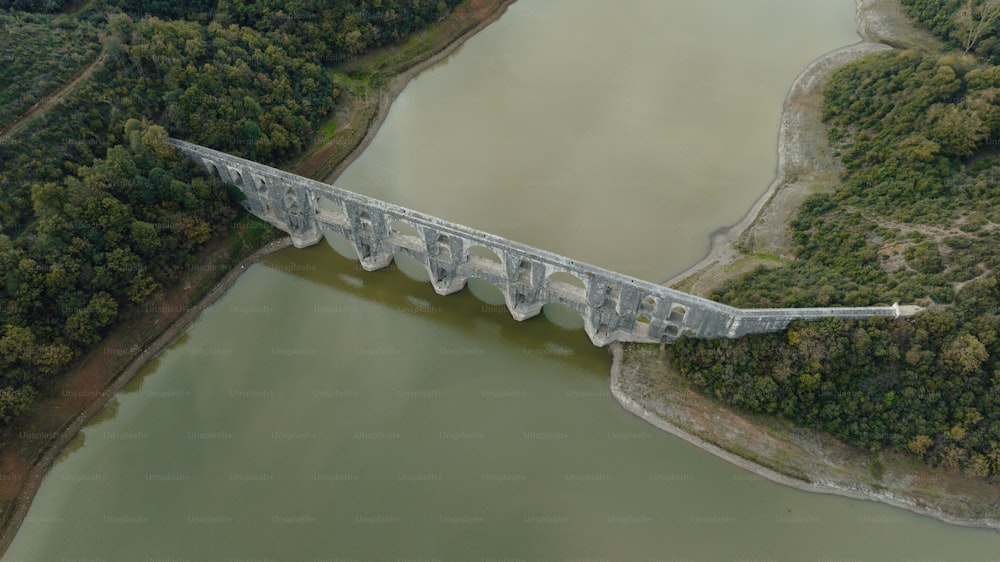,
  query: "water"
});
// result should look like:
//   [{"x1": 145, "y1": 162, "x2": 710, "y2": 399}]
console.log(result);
[
  {"x1": 335, "y1": 0, "x2": 859, "y2": 281},
  {"x1": 8, "y1": 1, "x2": 1000, "y2": 560}
]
